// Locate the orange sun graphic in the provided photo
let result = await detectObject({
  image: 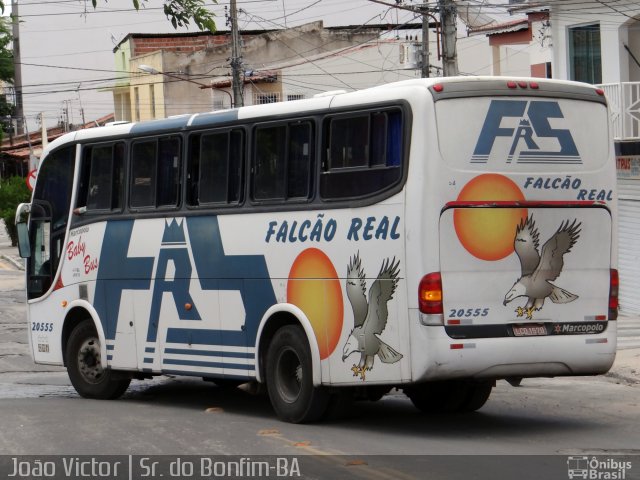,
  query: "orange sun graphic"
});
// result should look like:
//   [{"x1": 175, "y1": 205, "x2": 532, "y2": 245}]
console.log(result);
[
  {"x1": 454, "y1": 174, "x2": 527, "y2": 261},
  {"x1": 287, "y1": 248, "x2": 343, "y2": 360}
]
